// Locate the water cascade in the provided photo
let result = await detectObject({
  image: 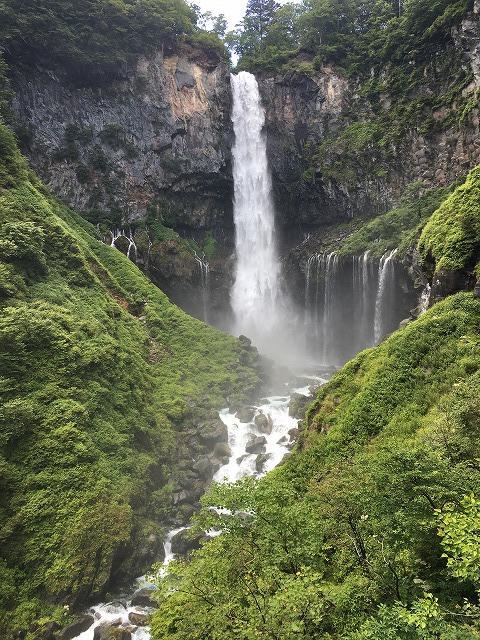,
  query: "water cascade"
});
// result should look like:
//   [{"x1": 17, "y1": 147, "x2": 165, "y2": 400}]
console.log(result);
[
  {"x1": 194, "y1": 251, "x2": 210, "y2": 323},
  {"x1": 304, "y1": 249, "x2": 414, "y2": 365},
  {"x1": 110, "y1": 228, "x2": 138, "y2": 261},
  {"x1": 418, "y1": 283, "x2": 431, "y2": 316},
  {"x1": 374, "y1": 249, "x2": 398, "y2": 344},
  {"x1": 230, "y1": 72, "x2": 290, "y2": 355}
]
